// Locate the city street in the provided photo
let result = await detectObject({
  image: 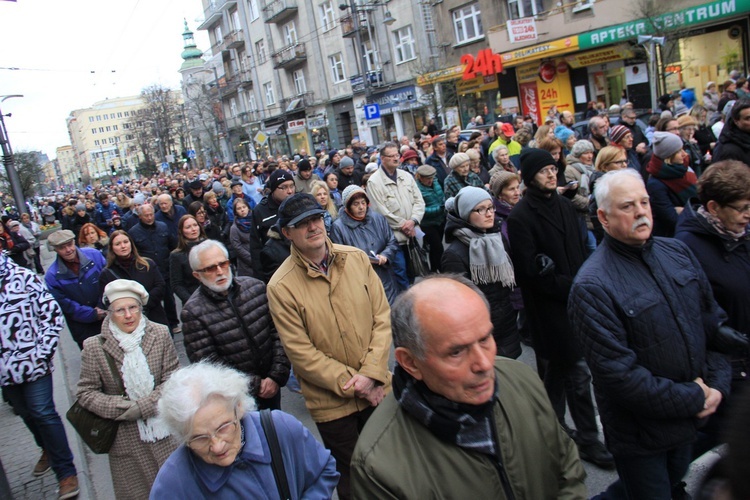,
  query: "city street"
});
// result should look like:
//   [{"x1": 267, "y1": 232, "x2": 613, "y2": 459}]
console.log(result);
[{"x1": 0, "y1": 241, "x2": 720, "y2": 499}]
